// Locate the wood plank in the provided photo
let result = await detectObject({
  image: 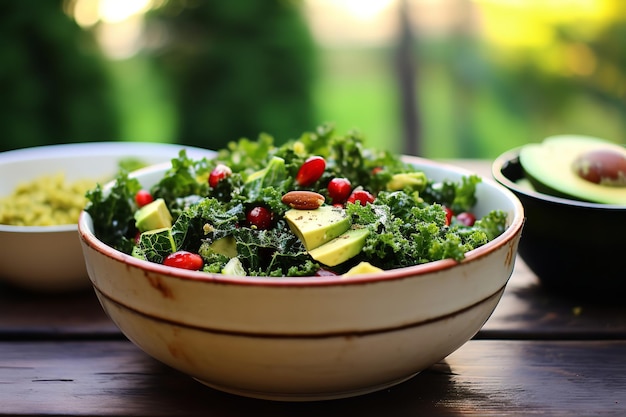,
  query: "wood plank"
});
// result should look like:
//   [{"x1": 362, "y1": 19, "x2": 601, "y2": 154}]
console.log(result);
[
  {"x1": 0, "y1": 339, "x2": 624, "y2": 416},
  {"x1": 483, "y1": 259, "x2": 626, "y2": 339},
  {"x1": 0, "y1": 285, "x2": 119, "y2": 339}
]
